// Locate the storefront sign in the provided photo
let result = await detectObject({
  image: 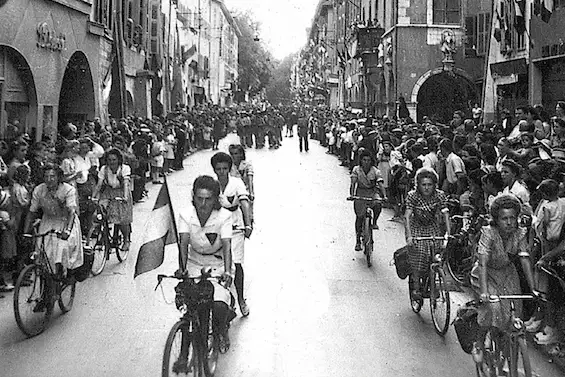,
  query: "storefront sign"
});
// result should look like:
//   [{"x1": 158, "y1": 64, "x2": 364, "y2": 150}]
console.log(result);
[{"x1": 36, "y1": 22, "x2": 66, "y2": 52}]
